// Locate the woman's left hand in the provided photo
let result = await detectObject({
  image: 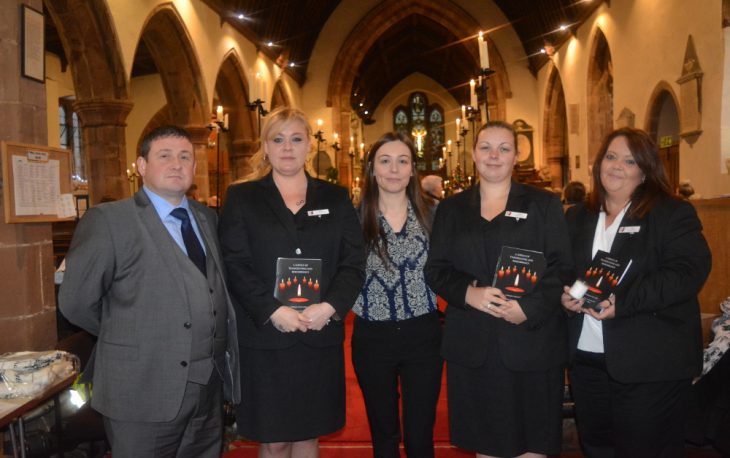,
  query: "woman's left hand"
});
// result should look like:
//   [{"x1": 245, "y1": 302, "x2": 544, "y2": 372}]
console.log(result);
[
  {"x1": 496, "y1": 300, "x2": 528, "y2": 325},
  {"x1": 585, "y1": 294, "x2": 616, "y2": 321},
  {"x1": 301, "y1": 302, "x2": 336, "y2": 331}
]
